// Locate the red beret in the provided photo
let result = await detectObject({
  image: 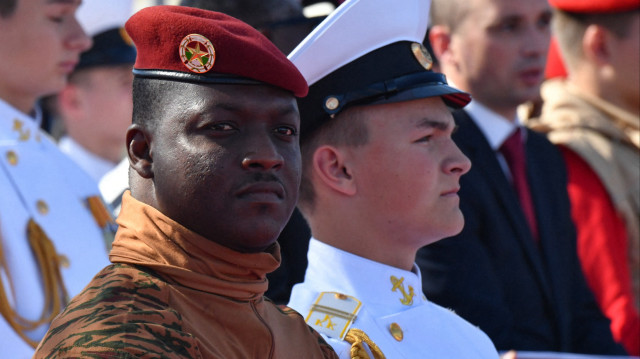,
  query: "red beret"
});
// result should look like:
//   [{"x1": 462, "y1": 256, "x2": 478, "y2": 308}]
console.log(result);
[
  {"x1": 545, "y1": 37, "x2": 567, "y2": 79},
  {"x1": 125, "y1": 5, "x2": 308, "y2": 97},
  {"x1": 549, "y1": 0, "x2": 639, "y2": 13}
]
